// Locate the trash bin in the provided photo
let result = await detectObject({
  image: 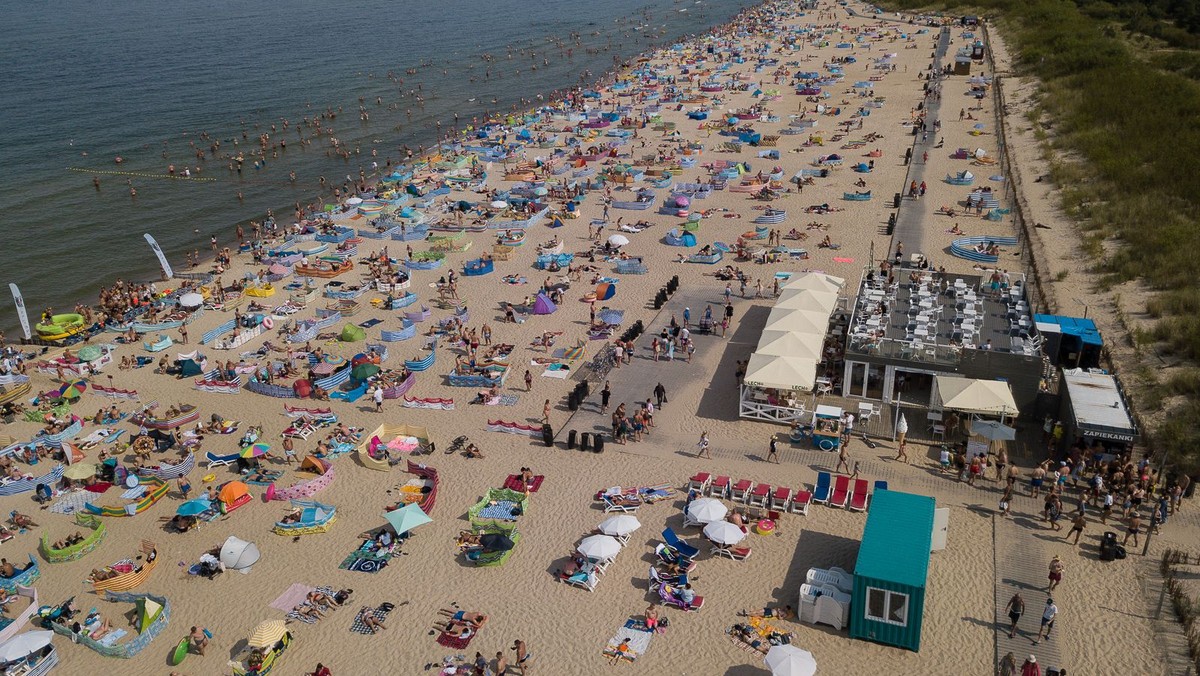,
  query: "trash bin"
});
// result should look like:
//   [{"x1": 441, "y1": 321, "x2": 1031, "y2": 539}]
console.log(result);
[
  {"x1": 567, "y1": 429, "x2": 577, "y2": 450},
  {"x1": 541, "y1": 423, "x2": 554, "y2": 448},
  {"x1": 579, "y1": 432, "x2": 591, "y2": 452},
  {"x1": 567, "y1": 391, "x2": 579, "y2": 411},
  {"x1": 1099, "y1": 531, "x2": 1118, "y2": 561},
  {"x1": 593, "y1": 434, "x2": 605, "y2": 453}
]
